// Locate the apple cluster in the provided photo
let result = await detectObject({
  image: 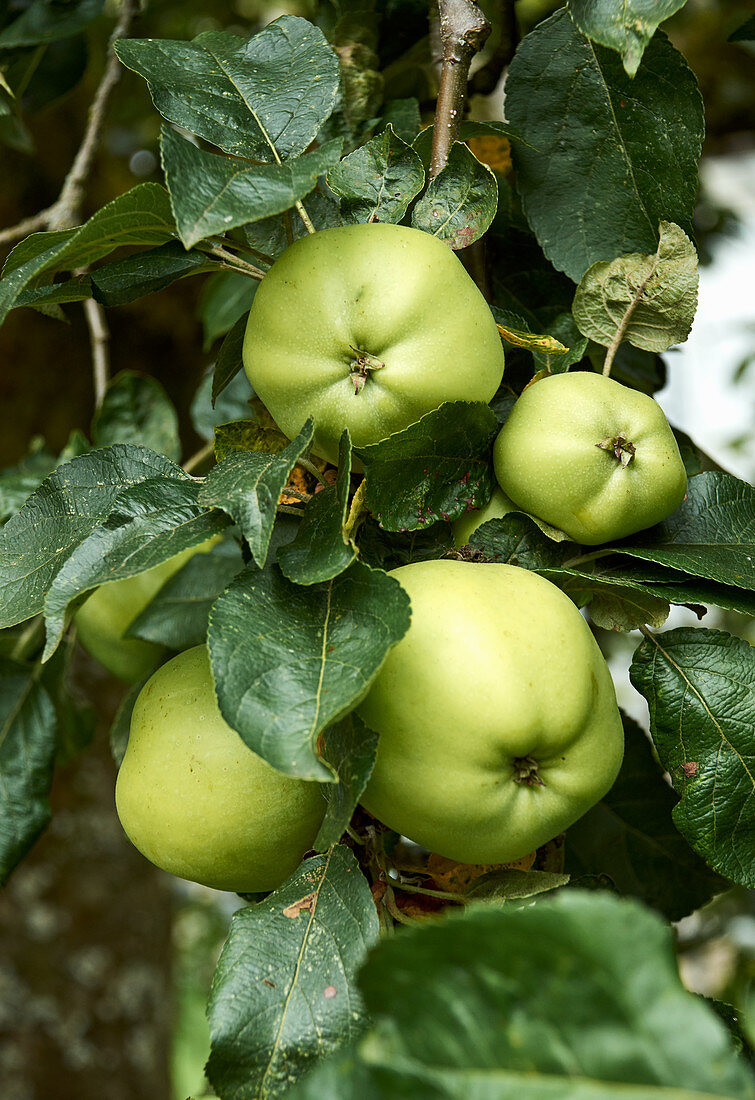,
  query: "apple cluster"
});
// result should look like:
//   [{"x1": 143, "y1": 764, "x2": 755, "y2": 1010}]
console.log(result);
[{"x1": 80, "y1": 225, "x2": 687, "y2": 895}]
